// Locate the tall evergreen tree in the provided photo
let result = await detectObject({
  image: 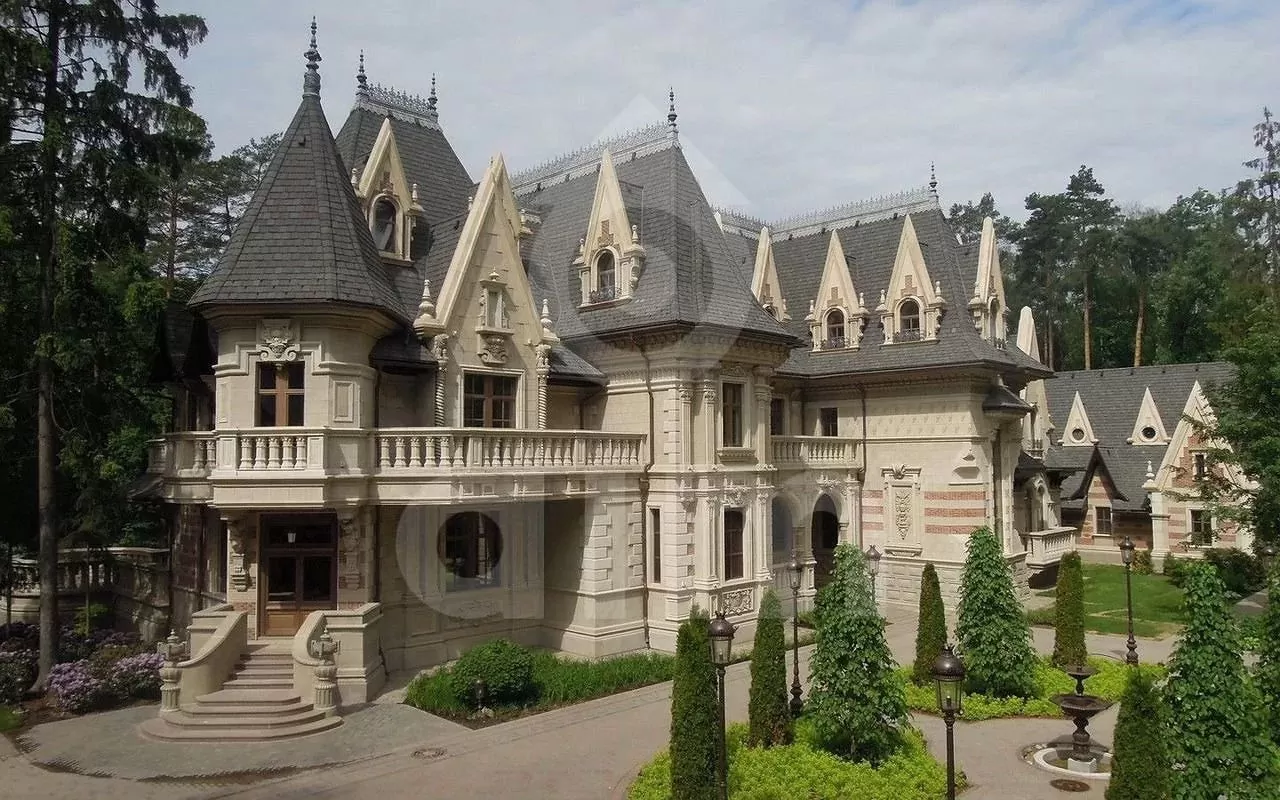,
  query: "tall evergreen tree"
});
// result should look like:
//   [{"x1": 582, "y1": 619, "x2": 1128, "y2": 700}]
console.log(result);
[
  {"x1": 956, "y1": 527, "x2": 1037, "y2": 698},
  {"x1": 911, "y1": 562, "x2": 947, "y2": 685},
  {"x1": 669, "y1": 607, "x2": 717, "y2": 800},
  {"x1": 747, "y1": 588, "x2": 791, "y2": 747},
  {"x1": 1051, "y1": 551, "x2": 1087, "y2": 668},
  {"x1": 1106, "y1": 669, "x2": 1171, "y2": 800},
  {"x1": 0, "y1": 0, "x2": 207, "y2": 691},
  {"x1": 1164, "y1": 563, "x2": 1277, "y2": 799},
  {"x1": 807, "y1": 544, "x2": 906, "y2": 765}
]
